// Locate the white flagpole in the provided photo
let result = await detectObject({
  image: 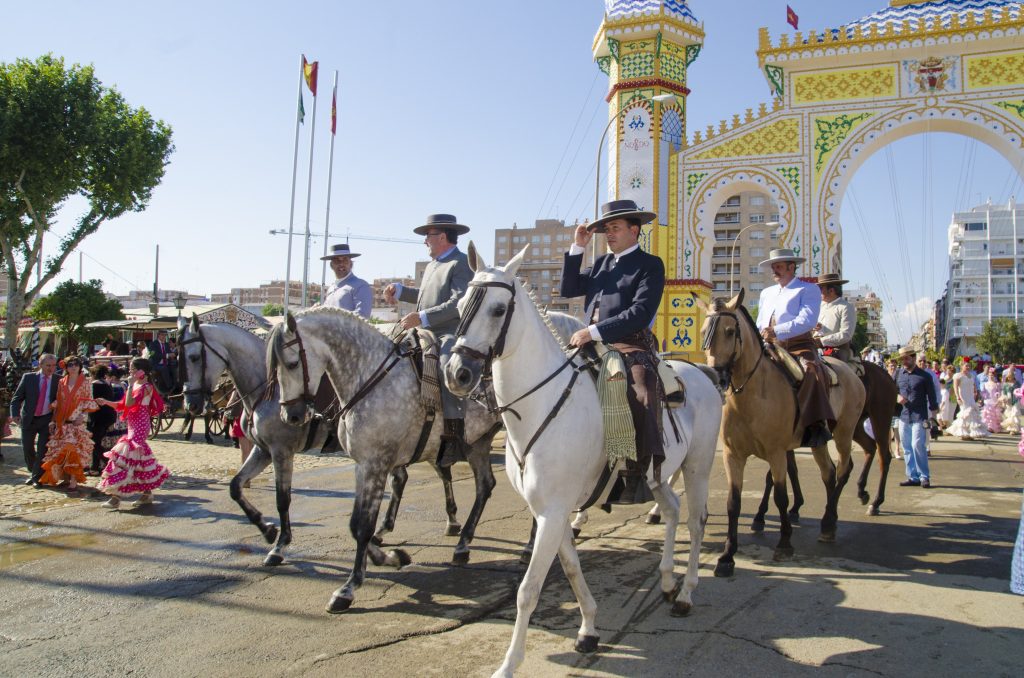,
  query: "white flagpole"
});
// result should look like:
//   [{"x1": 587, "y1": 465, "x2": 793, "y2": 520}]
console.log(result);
[
  {"x1": 284, "y1": 54, "x2": 304, "y2": 311},
  {"x1": 321, "y1": 72, "x2": 339, "y2": 296},
  {"x1": 300, "y1": 71, "x2": 319, "y2": 308}
]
